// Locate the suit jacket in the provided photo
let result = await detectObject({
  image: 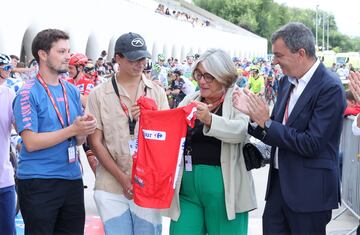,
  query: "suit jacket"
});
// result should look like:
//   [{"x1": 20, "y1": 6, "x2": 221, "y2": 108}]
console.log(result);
[{"x1": 249, "y1": 63, "x2": 346, "y2": 213}]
